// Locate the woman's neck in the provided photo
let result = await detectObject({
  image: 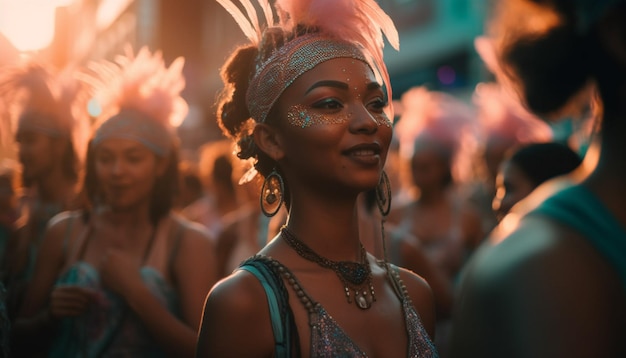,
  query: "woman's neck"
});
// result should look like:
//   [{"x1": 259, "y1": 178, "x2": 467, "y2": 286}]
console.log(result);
[
  {"x1": 98, "y1": 203, "x2": 154, "y2": 228},
  {"x1": 285, "y1": 194, "x2": 362, "y2": 262},
  {"x1": 35, "y1": 167, "x2": 76, "y2": 204},
  {"x1": 416, "y1": 185, "x2": 448, "y2": 205}
]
